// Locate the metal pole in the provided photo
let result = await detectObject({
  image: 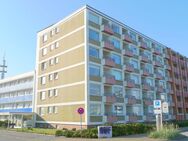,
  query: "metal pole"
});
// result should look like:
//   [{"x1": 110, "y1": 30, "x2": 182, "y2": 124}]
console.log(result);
[
  {"x1": 156, "y1": 114, "x2": 160, "y2": 131},
  {"x1": 80, "y1": 114, "x2": 82, "y2": 130},
  {"x1": 7, "y1": 114, "x2": 10, "y2": 129},
  {"x1": 160, "y1": 110, "x2": 163, "y2": 129}
]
